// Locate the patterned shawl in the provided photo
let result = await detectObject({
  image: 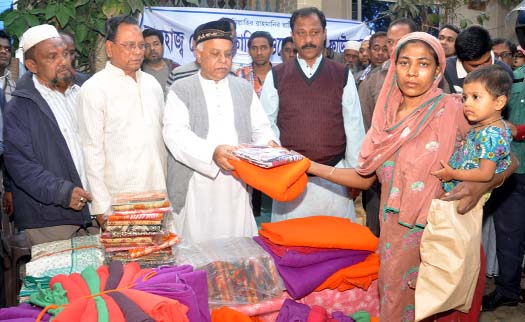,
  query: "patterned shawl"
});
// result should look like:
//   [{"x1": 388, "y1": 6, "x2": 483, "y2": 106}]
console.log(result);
[{"x1": 357, "y1": 32, "x2": 467, "y2": 227}]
